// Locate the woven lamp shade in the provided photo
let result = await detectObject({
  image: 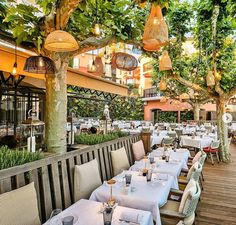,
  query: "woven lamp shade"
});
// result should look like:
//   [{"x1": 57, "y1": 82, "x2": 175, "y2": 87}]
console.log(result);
[
  {"x1": 94, "y1": 56, "x2": 104, "y2": 75},
  {"x1": 111, "y1": 52, "x2": 138, "y2": 71},
  {"x1": 159, "y1": 78, "x2": 167, "y2": 91},
  {"x1": 206, "y1": 71, "x2": 215, "y2": 86},
  {"x1": 159, "y1": 50, "x2": 172, "y2": 71},
  {"x1": 179, "y1": 93, "x2": 190, "y2": 100},
  {"x1": 143, "y1": 4, "x2": 169, "y2": 51},
  {"x1": 23, "y1": 55, "x2": 55, "y2": 74},
  {"x1": 143, "y1": 42, "x2": 161, "y2": 52},
  {"x1": 44, "y1": 30, "x2": 79, "y2": 52}
]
